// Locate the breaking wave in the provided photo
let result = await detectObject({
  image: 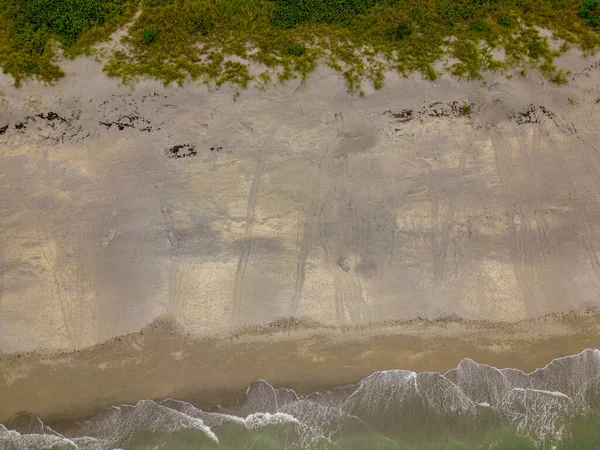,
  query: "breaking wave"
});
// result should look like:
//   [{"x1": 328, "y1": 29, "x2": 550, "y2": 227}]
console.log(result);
[{"x1": 2, "y1": 349, "x2": 600, "y2": 449}]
